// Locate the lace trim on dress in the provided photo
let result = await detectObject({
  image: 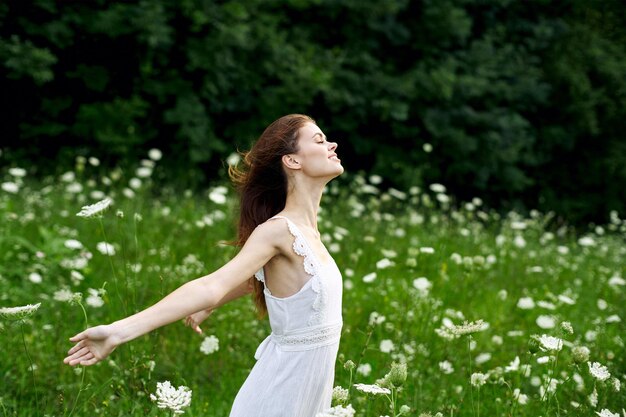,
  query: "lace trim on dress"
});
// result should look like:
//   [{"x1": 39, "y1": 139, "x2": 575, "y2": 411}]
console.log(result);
[
  {"x1": 272, "y1": 322, "x2": 342, "y2": 350},
  {"x1": 271, "y1": 215, "x2": 327, "y2": 326},
  {"x1": 254, "y1": 268, "x2": 265, "y2": 283},
  {"x1": 254, "y1": 321, "x2": 343, "y2": 359}
]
